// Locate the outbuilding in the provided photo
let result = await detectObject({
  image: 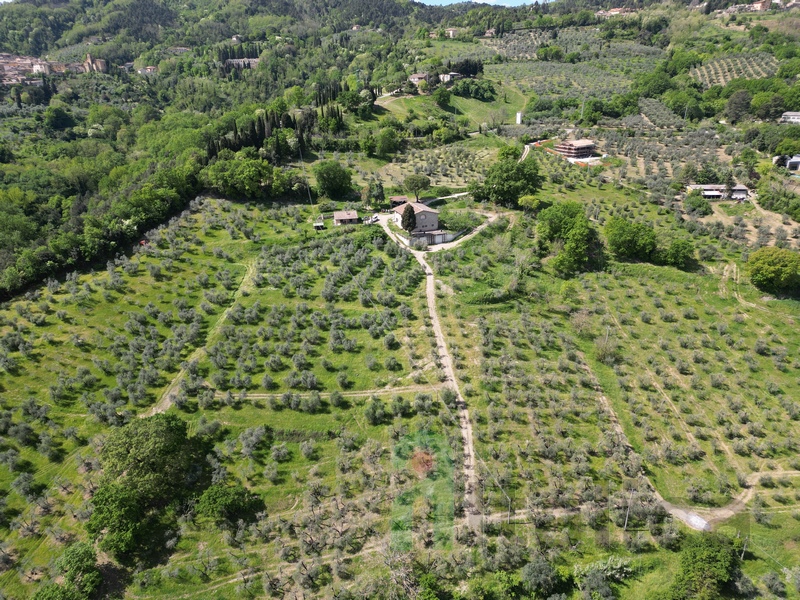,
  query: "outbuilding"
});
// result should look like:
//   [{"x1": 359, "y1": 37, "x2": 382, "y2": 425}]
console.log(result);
[
  {"x1": 389, "y1": 195, "x2": 410, "y2": 208},
  {"x1": 333, "y1": 210, "x2": 359, "y2": 226}
]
